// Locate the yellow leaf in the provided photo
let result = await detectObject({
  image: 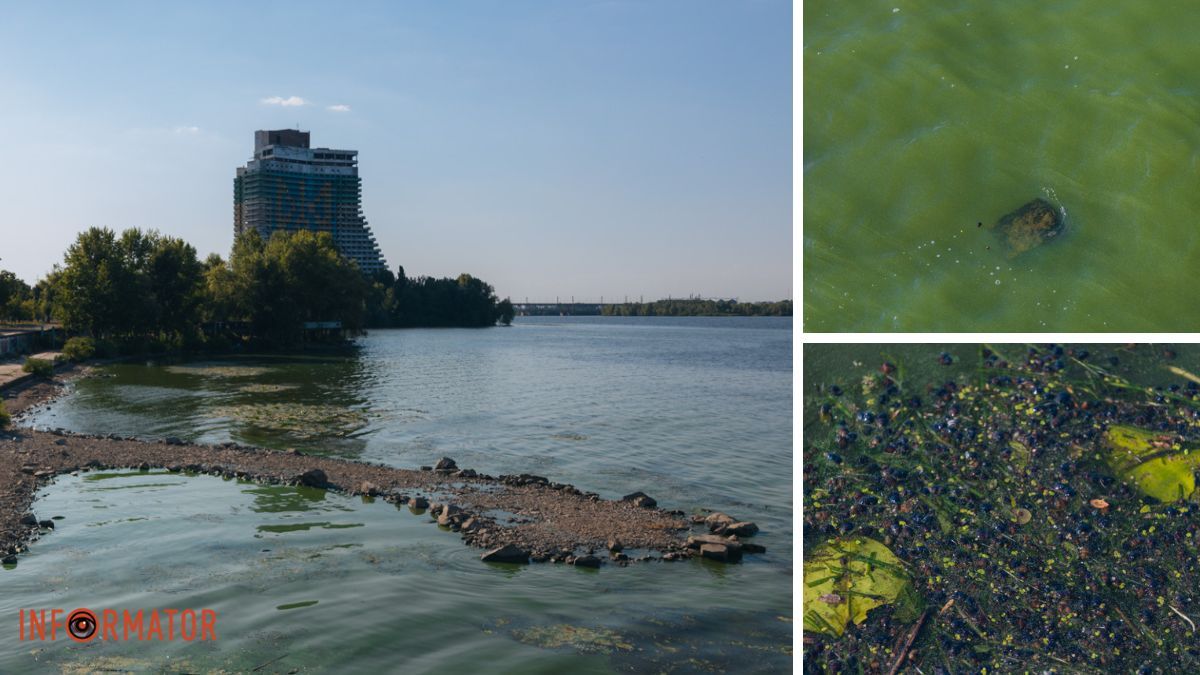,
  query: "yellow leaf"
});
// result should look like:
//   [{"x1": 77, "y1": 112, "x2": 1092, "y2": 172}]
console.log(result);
[
  {"x1": 803, "y1": 537, "x2": 912, "y2": 637},
  {"x1": 1103, "y1": 426, "x2": 1200, "y2": 502}
]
